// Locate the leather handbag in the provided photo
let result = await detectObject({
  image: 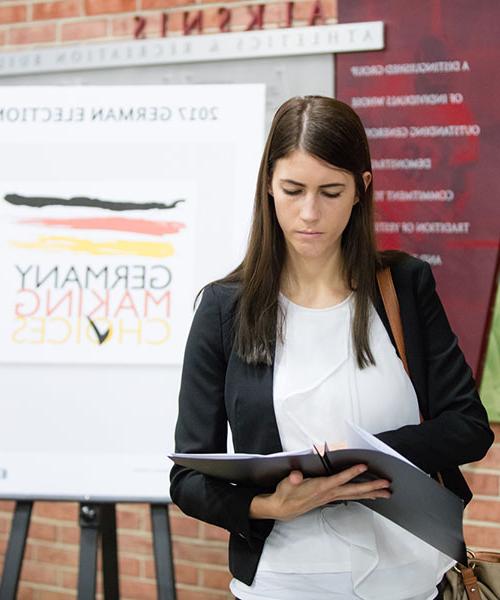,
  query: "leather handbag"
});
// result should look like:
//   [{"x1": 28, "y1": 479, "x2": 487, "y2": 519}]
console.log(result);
[
  {"x1": 442, "y1": 552, "x2": 500, "y2": 600},
  {"x1": 376, "y1": 267, "x2": 500, "y2": 600}
]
